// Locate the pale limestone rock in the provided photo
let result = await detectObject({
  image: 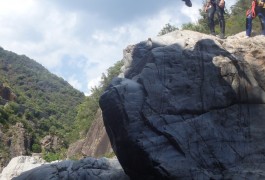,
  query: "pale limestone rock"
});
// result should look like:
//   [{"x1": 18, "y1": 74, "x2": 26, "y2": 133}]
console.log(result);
[{"x1": 0, "y1": 156, "x2": 46, "y2": 180}]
